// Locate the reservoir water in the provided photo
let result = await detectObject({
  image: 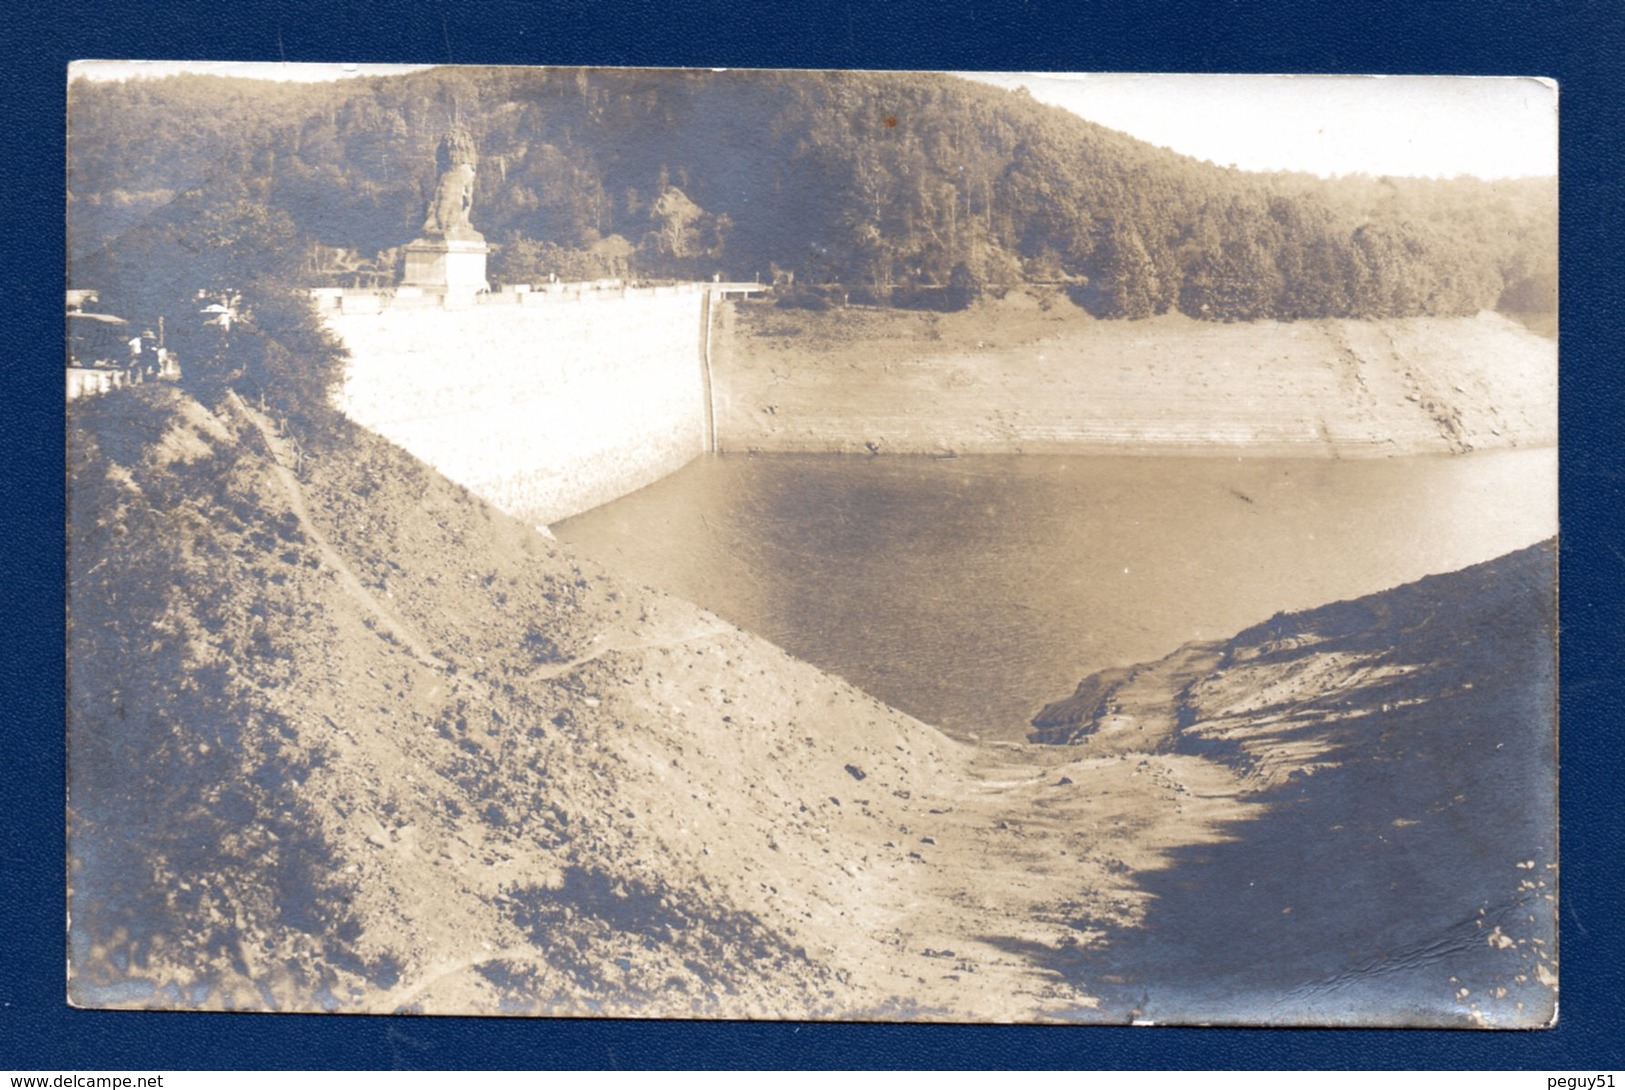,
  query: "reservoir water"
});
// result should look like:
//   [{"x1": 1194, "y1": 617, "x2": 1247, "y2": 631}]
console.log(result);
[{"x1": 555, "y1": 447, "x2": 1556, "y2": 742}]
